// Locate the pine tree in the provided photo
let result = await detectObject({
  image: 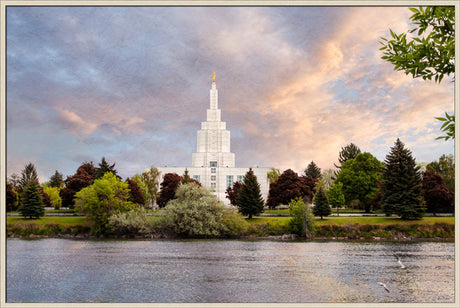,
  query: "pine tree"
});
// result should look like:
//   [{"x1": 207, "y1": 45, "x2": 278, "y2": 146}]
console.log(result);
[
  {"x1": 19, "y1": 162, "x2": 39, "y2": 193},
  {"x1": 49, "y1": 170, "x2": 64, "y2": 188},
  {"x1": 334, "y1": 143, "x2": 361, "y2": 170},
  {"x1": 181, "y1": 169, "x2": 191, "y2": 184},
  {"x1": 237, "y1": 168, "x2": 264, "y2": 219},
  {"x1": 95, "y1": 157, "x2": 119, "y2": 179},
  {"x1": 304, "y1": 161, "x2": 322, "y2": 179},
  {"x1": 381, "y1": 139, "x2": 425, "y2": 219},
  {"x1": 313, "y1": 186, "x2": 331, "y2": 219},
  {"x1": 19, "y1": 181, "x2": 45, "y2": 219}
]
